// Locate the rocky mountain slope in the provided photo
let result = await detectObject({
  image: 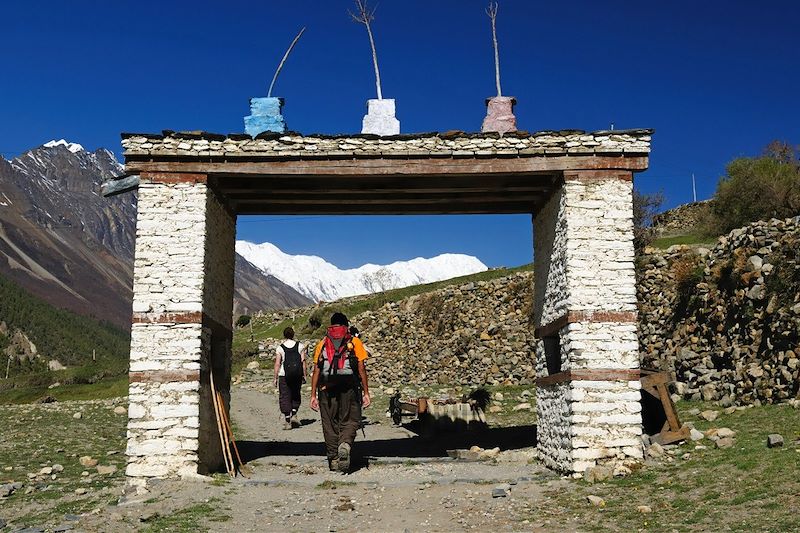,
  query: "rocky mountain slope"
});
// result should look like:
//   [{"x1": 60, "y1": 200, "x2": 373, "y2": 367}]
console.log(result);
[
  {"x1": 236, "y1": 240, "x2": 488, "y2": 302},
  {"x1": 0, "y1": 141, "x2": 134, "y2": 326},
  {"x1": 0, "y1": 141, "x2": 309, "y2": 328}
]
